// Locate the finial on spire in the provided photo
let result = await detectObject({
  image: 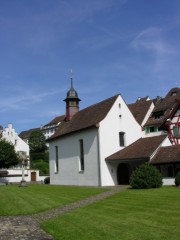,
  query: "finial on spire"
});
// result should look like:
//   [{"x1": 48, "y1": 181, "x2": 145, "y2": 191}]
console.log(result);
[{"x1": 70, "y1": 69, "x2": 73, "y2": 88}]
